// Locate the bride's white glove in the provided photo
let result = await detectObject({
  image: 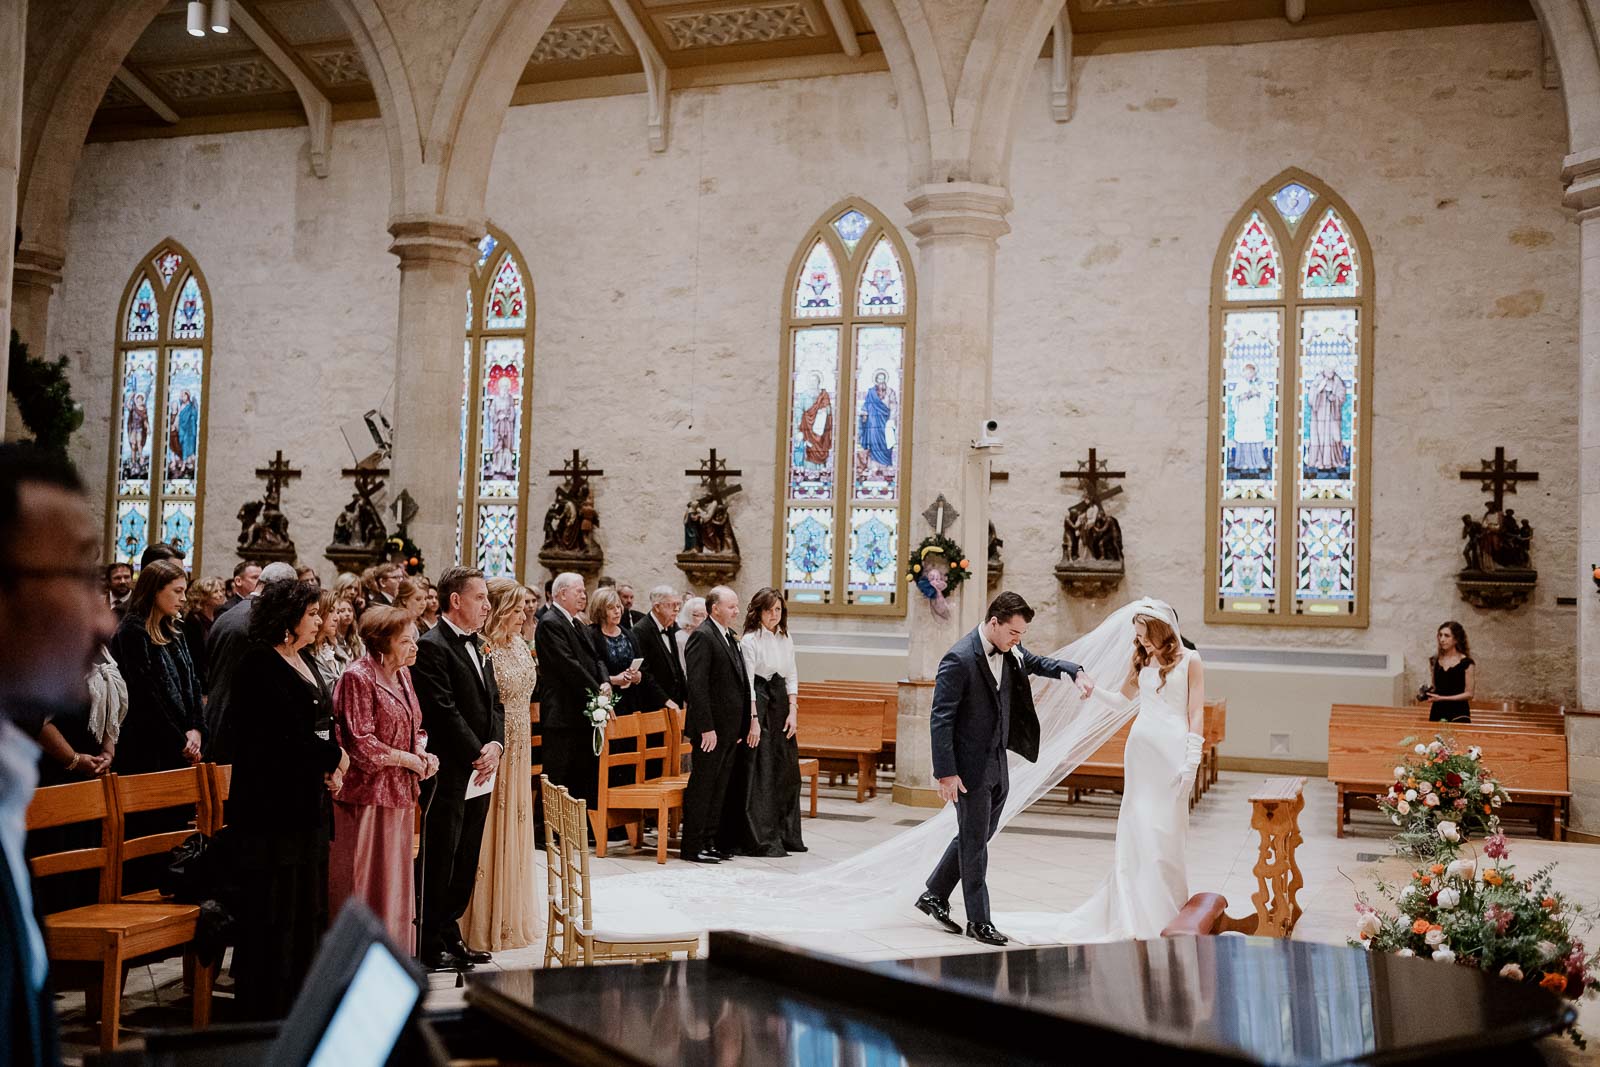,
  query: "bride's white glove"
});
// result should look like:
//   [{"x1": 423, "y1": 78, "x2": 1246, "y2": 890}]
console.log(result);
[{"x1": 1178, "y1": 732, "x2": 1205, "y2": 788}]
